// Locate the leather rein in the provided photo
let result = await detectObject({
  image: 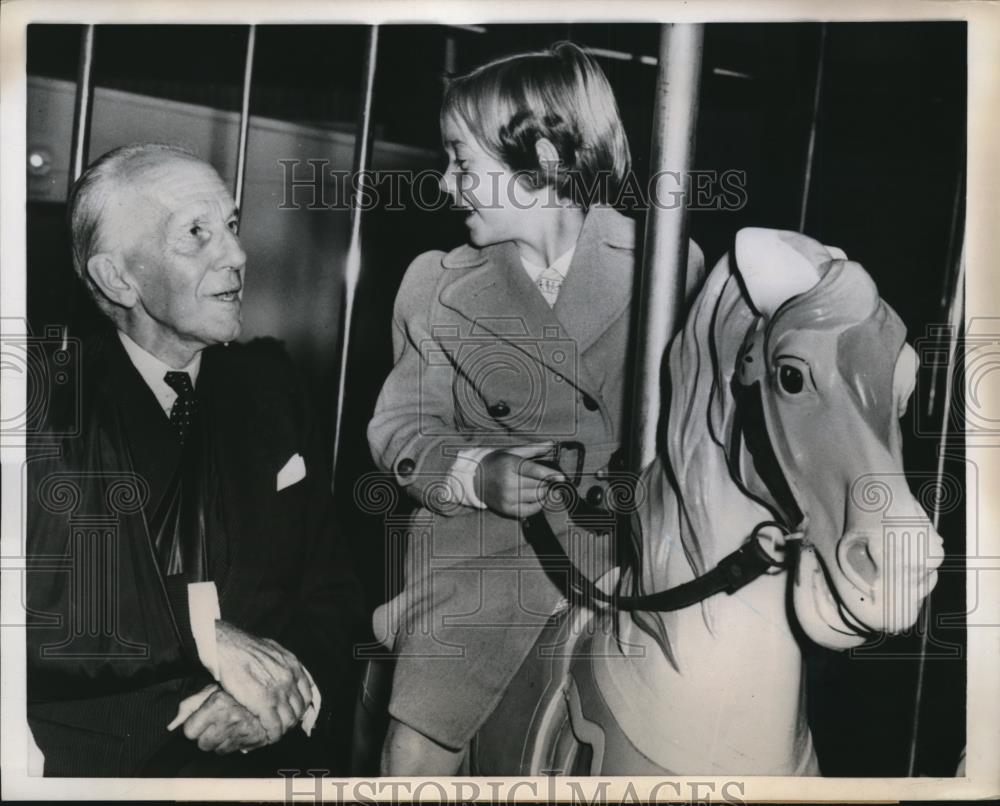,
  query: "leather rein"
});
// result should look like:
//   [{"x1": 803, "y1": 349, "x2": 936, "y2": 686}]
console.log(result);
[{"x1": 521, "y1": 381, "x2": 800, "y2": 613}]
